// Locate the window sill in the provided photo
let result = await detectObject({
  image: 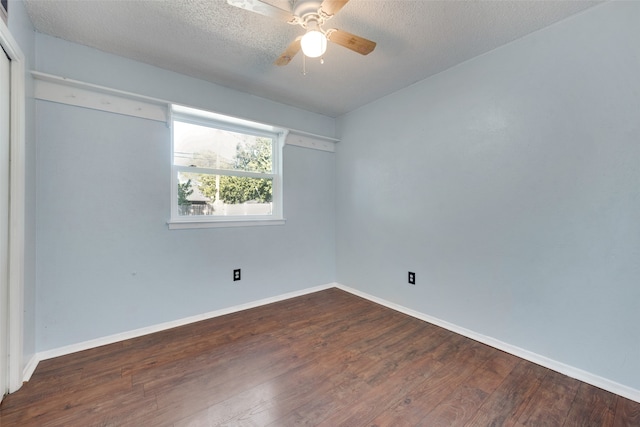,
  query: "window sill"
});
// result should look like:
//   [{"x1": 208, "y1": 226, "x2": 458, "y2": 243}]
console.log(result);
[{"x1": 167, "y1": 218, "x2": 286, "y2": 230}]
